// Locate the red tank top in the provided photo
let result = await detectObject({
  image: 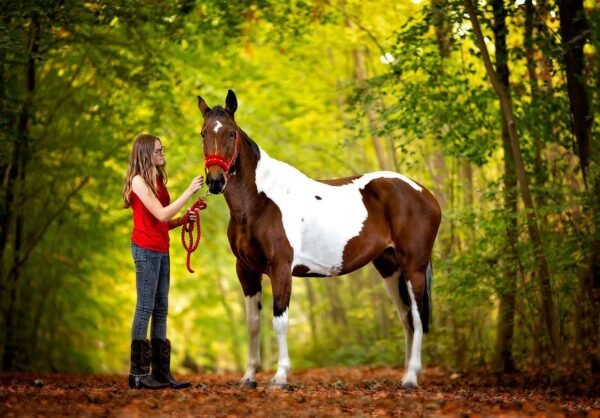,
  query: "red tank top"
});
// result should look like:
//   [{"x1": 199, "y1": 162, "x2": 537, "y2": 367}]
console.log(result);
[{"x1": 130, "y1": 178, "x2": 170, "y2": 253}]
